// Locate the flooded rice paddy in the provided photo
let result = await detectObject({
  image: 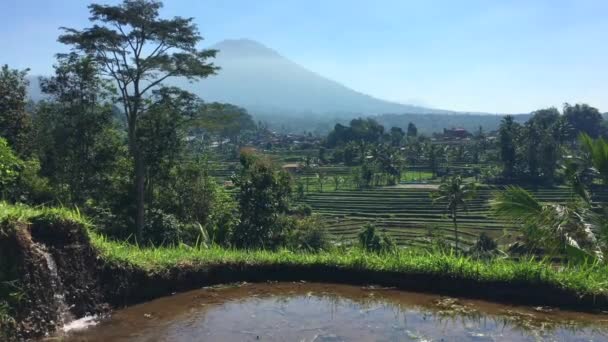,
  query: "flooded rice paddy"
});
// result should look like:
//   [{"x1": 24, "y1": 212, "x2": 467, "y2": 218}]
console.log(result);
[{"x1": 62, "y1": 282, "x2": 608, "y2": 341}]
